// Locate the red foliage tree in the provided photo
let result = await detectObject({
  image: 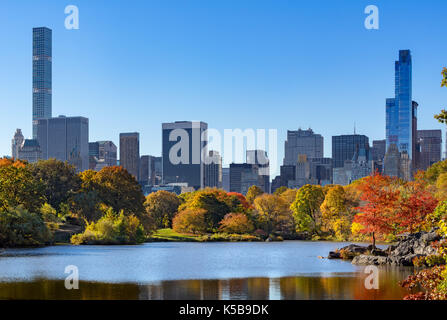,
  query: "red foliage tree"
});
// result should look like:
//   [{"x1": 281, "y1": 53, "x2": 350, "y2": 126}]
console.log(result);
[
  {"x1": 395, "y1": 180, "x2": 438, "y2": 233},
  {"x1": 354, "y1": 173, "x2": 400, "y2": 248},
  {"x1": 227, "y1": 192, "x2": 251, "y2": 210}
]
